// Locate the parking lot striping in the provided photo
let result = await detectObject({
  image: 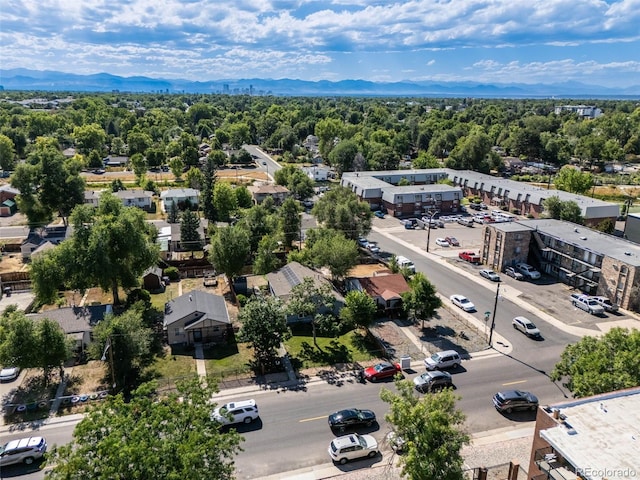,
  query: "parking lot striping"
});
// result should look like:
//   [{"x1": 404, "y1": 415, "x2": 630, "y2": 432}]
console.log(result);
[
  {"x1": 502, "y1": 380, "x2": 527, "y2": 386},
  {"x1": 299, "y1": 415, "x2": 327, "y2": 423}
]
